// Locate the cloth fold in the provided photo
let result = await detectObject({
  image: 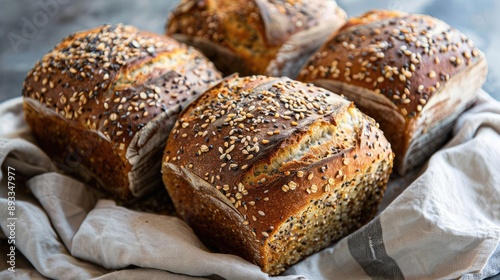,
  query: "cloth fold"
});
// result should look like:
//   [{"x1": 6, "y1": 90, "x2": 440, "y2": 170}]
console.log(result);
[
  {"x1": 72, "y1": 200, "x2": 267, "y2": 279},
  {"x1": 0, "y1": 92, "x2": 499, "y2": 279}
]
